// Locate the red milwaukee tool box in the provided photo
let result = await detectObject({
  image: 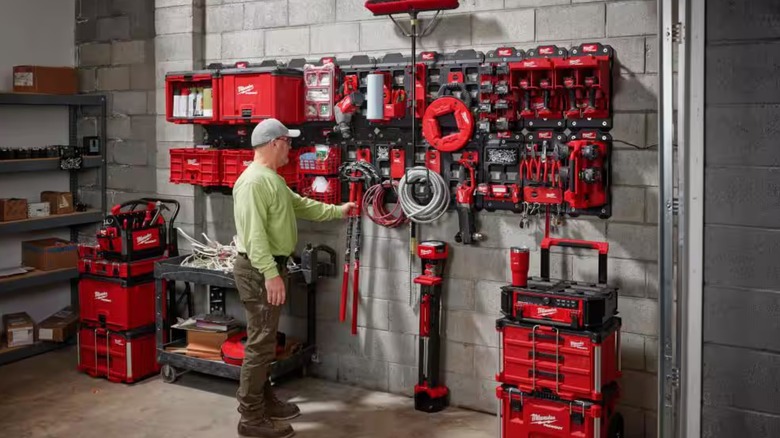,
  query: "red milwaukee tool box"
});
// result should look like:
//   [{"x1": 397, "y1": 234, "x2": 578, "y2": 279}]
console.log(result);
[
  {"x1": 77, "y1": 325, "x2": 159, "y2": 384},
  {"x1": 169, "y1": 148, "x2": 222, "y2": 187},
  {"x1": 165, "y1": 68, "x2": 221, "y2": 124},
  {"x1": 220, "y1": 61, "x2": 304, "y2": 125},
  {"x1": 496, "y1": 385, "x2": 623, "y2": 438},
  {"x1": 78, "y1": 275, "x2": 165, "y2": 332},
  {"x1": 78, "y1": 254, "x2": 163, "y2": 279},
  {"x1": 221, "y1": 148, "x2": 254, "y2": 188},
  {"x1": 501, "y1": 238, "x2": 617, "y2": 329},
  {"x1": 496, "y1": 317, "x2": 621, "y2": 402}
]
